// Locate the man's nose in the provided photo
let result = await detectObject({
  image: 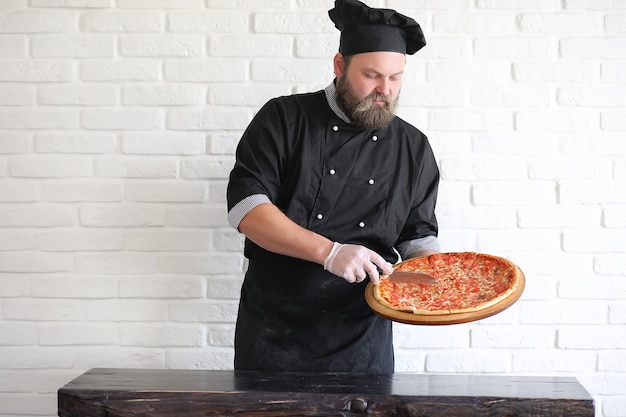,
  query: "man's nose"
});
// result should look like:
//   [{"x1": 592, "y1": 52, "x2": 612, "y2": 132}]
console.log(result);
[{"x1": 376, "y1": 79, "x2": 391, "y2": 96}]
